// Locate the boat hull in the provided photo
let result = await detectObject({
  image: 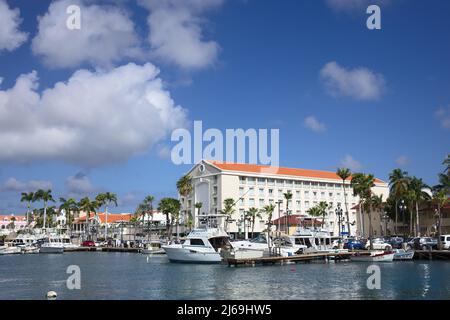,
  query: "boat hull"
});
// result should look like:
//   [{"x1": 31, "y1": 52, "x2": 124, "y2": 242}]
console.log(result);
[
  {"x1": 162, "y1": 245, "x2": 222, "y2": 263},
  {"x1": 351, "y1": 252, "x2": 394, "y2": 262},
  {"x1": 393, "y1": 250, "x2": 415, "y2": 260},
  {"x1": 0, "y1": 247, "x2": 22, "y2": 255},
  {"x1": 40, "y1": 246, "x2": 64, "y2": 254}
]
